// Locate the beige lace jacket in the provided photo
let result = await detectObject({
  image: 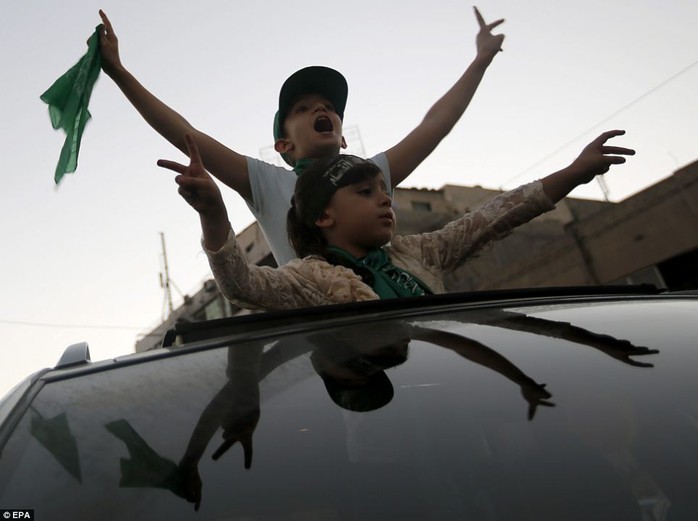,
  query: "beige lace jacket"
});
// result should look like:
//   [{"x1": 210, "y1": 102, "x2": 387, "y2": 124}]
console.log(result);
[{"x1": 204, "y1": 181, "x2": 554, "y2": 310}]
